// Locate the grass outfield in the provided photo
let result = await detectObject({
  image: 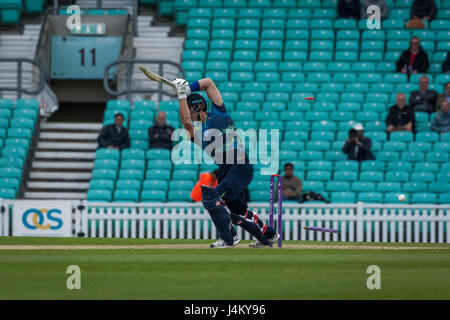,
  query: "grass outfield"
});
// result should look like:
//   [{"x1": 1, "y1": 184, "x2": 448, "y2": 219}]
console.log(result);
[{"x1": 0, "y1": 237, "x2": 450, "y2": 300}]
